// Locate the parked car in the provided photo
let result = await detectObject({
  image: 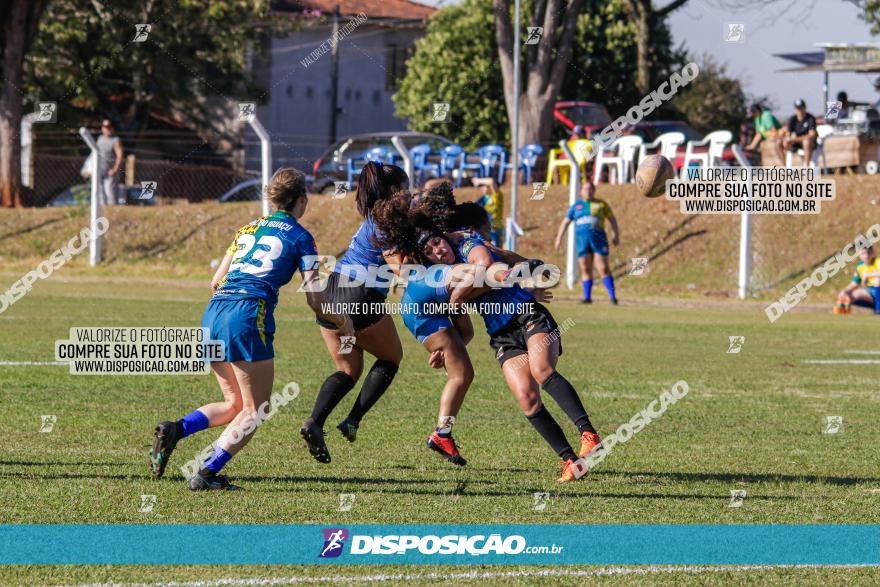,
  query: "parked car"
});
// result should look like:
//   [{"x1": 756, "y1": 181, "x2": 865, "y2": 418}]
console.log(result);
[
  {"x1": 553, "y1": 101, "x2": 612, "y2": 138},
  {"x1": 47, "y1": 184, "x2": 157, "y2": 207},
  {"x1": 632, "y1": 121, "x2": 737, "y2": 169},
  {"x1": 217, "y1": 178, "x2": 263, "y2": 203},
  {"x1": 310, "y1": 131, "x2": 453, "y2": 194}
]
